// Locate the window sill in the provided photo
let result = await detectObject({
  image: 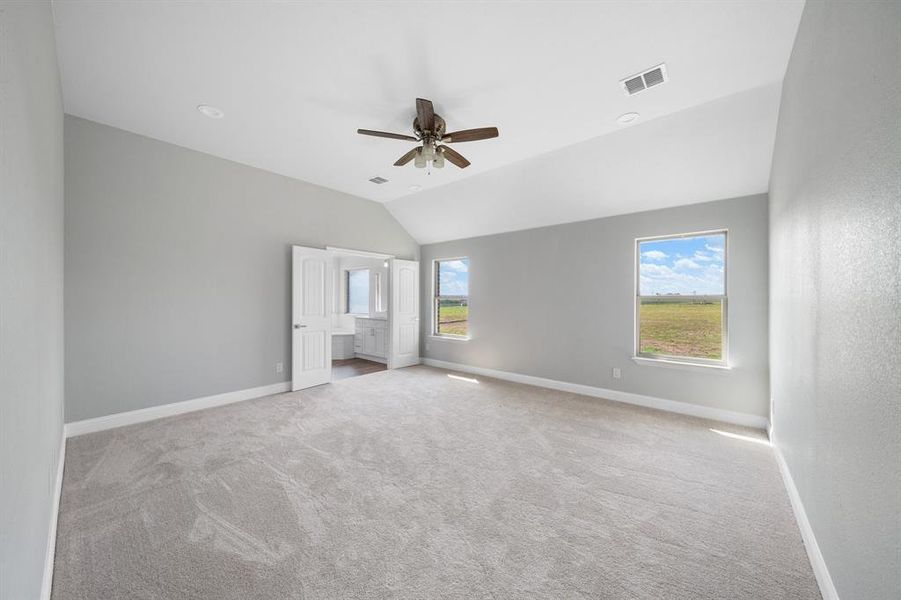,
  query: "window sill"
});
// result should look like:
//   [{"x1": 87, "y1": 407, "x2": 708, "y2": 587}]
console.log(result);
[
  {"x1": 631, "y1": 356, "x2": 731, "y2": 372},
  {"x1": 427, "y1": 334, "x2": 471, "y2": 343}
]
